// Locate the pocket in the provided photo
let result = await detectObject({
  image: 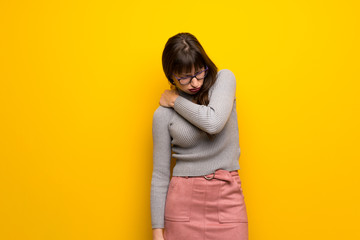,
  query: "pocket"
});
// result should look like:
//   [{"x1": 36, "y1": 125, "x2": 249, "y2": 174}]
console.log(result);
[
  {"x1": 164, "y1": 177, "x2": 192, "y2": 222},
  {"x1": 217, "y1": 175, "x2": 248, "y2": 223},
  {"x1": 234, "y1": 175, "x2": 245, "y2": 197}
]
